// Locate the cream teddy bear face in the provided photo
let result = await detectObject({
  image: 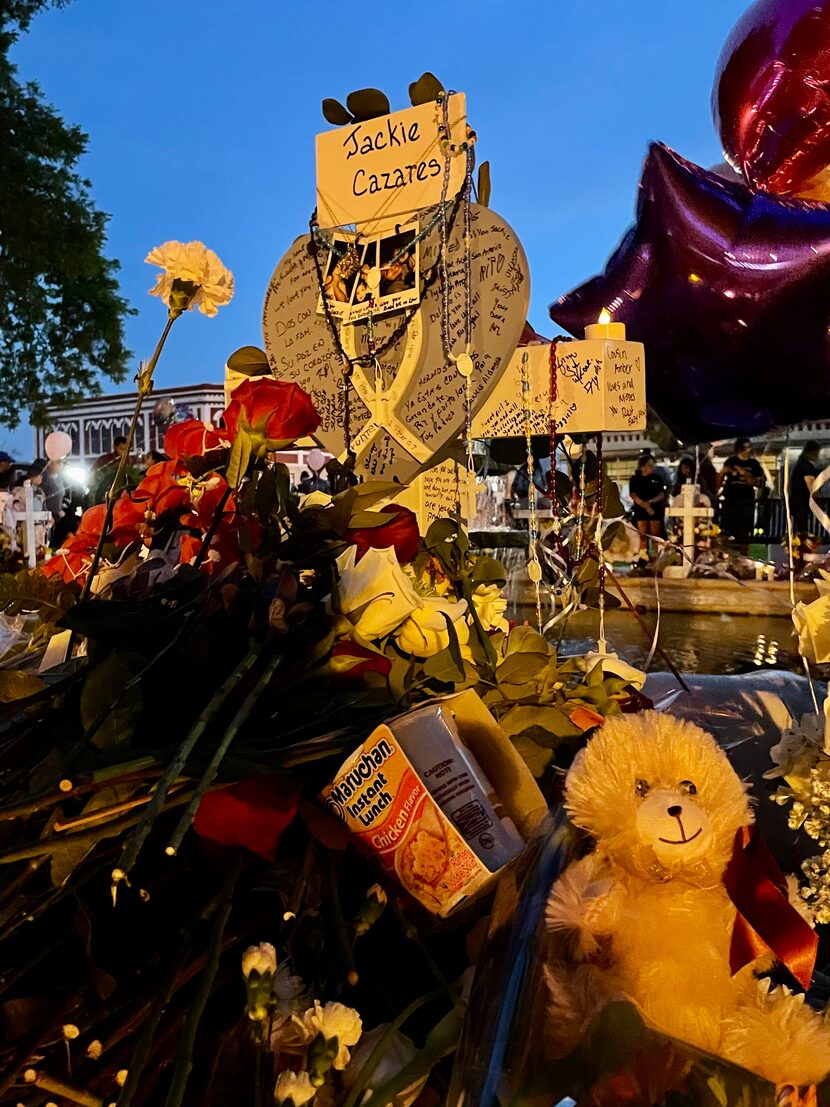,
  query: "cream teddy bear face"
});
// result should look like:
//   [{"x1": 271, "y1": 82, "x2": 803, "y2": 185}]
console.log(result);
[{"x1": 565, "y1": 711, "x2": 752, "y2": 879}]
